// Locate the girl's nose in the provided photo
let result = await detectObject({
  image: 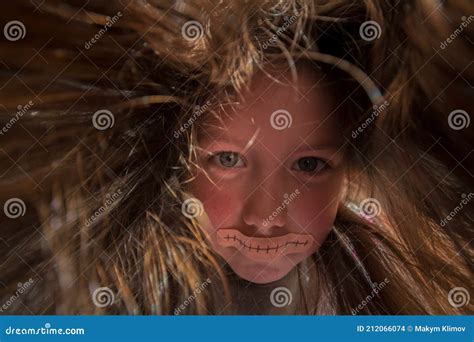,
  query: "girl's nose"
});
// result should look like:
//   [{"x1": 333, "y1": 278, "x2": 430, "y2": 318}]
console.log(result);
[{"x1": 241, "y1": 175, "x2": 288, "y2": 230}]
